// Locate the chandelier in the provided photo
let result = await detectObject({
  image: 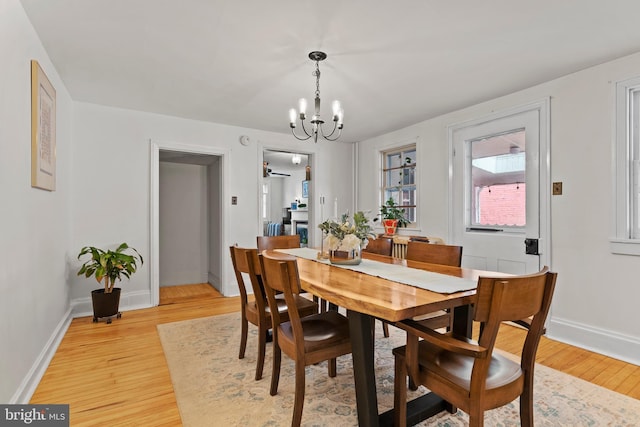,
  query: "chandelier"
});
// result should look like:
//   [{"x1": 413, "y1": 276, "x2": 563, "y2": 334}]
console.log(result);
[{"x1": 289, "y1": 51, "x2": 344, "y2": 143}]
